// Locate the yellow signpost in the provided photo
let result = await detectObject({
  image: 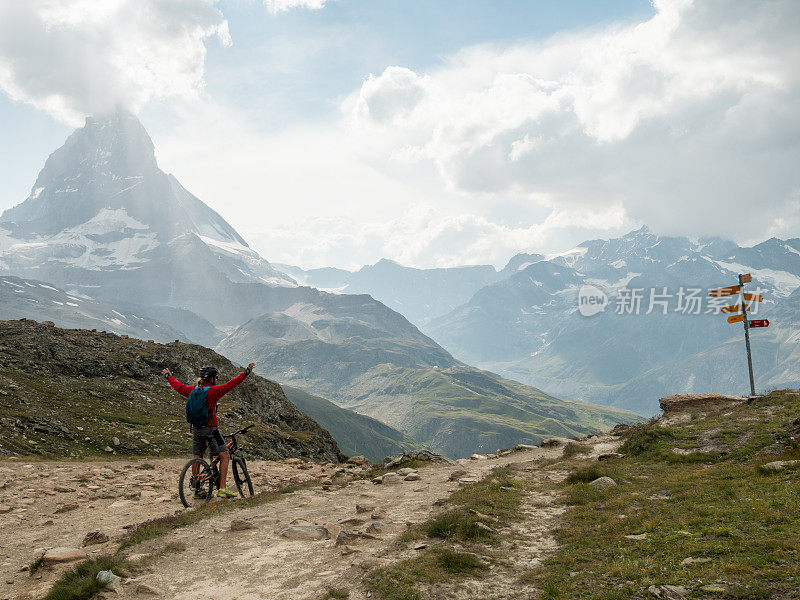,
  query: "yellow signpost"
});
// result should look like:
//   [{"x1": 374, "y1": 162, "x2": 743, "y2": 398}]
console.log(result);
[{"x1": 709, "y1": 274, "x2": 766, "y2": 396}]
